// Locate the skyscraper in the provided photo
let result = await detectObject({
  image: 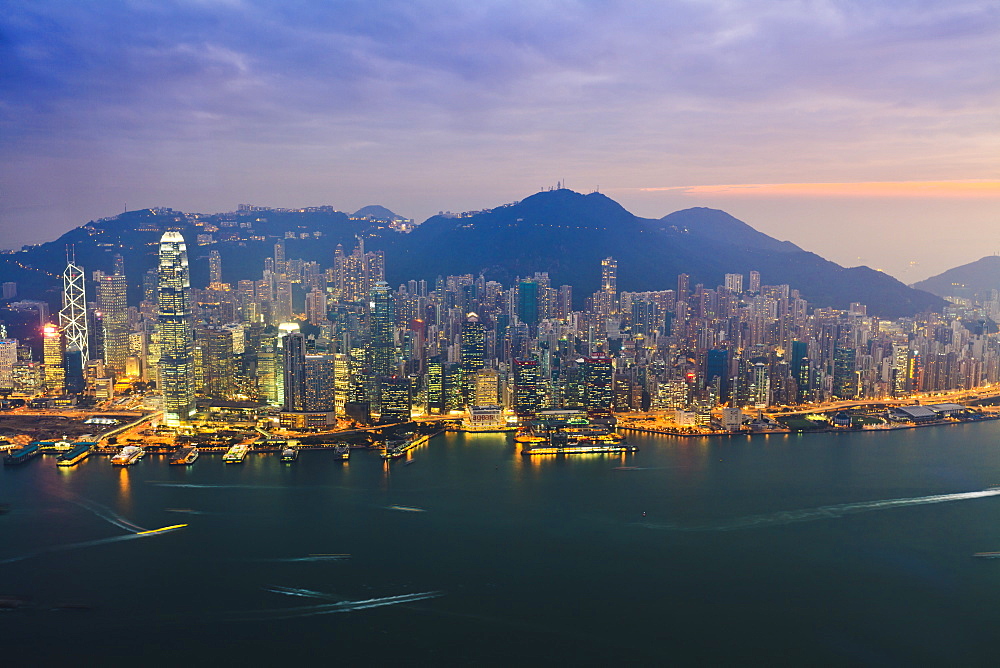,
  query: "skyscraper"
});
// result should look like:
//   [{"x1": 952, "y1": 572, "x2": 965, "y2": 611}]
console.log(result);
[
  {"x1": 460, "y1": 313, "x2": 486, "y2": 373},
  {"x1": 42, "y1": 323, "x2": 65, "y2": 395},
  {"x1": 370, "y1": 281, "x2": 396, "y2": 378},
  {"x1": 513, "y1": 358, "x2": 541, "y2": 416},
  {"x1": 59, "y1": 249, "x2": 88, "y2": 368},
  {"x1": 97, "y1": 273, "x2": 129, "y2": 377},
  {"x1": 209, "y1": 249, "x2": 223, "y2": 285},
  {"x1": 282, "y1": 331, "x2": 307, "y2": 412},
  {"x1": 582, "y1": 355, "x2": 613, "y2": 414},
  {"x1": 158, "y1": 231, "x2": 195, "y2": 426}
]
